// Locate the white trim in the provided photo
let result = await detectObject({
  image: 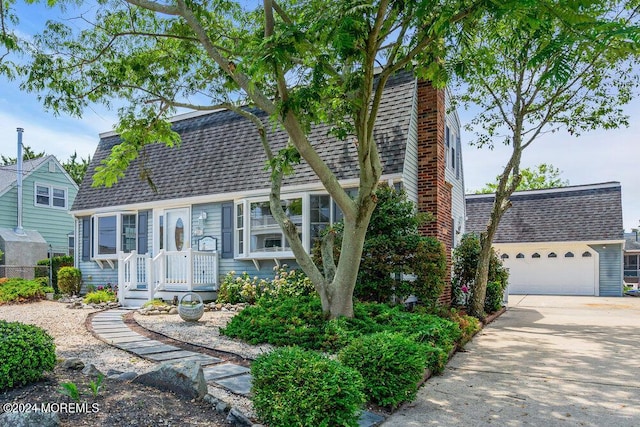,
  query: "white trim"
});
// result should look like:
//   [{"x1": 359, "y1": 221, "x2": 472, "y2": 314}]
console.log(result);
[
  {"x1": 0, "y1": 155, "x2": 78, "y2": 199},
  {"x1": 494, "y1": 240, "x2": 625, "y2": 248},
  {"x1": 466, "y1": 181, "x2": 621, "y2": 199},
  {"x1": 92, "y1": 211, "x2": 138, "y2": 260},
  {"x1": 34, "y1": 182, "x2": 68, "y2": 210},
  {"x1": 70, "y1": 173, "x2": 403, "y2": 216}
]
